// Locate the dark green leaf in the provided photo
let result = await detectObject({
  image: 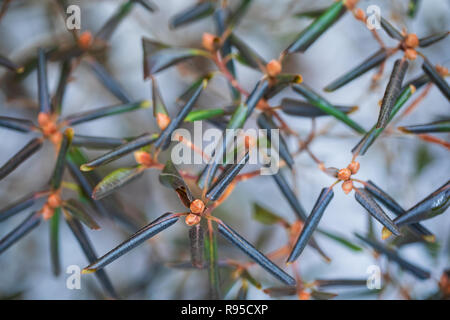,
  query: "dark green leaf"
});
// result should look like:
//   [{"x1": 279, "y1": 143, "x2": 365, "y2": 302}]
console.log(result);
[
  {"x1": 80, "y1": 133, "x2": 159, "y2": 171},
  {"x1": 354, "y1": 188, "x2": 400, "y2": 236},
  {"x1": 37, "y1": 48, "x2": 51, "y2": 114},
  {"x1": 0, "y1": 138, "x2": 43, "y2": 180},
  {"x1": 271, "y1": 170, "x2": 307, "y2": 221},
  {"x1": 0, "y1": 211, "x2": 41, "y2": 255},
  {"x1": 395, "y1": 180, "x2": 449, "y2": 226},
  {"x1": 324, "y1": 49, "x2": 389, "y2": 91},
  {"x1": 95, "y1": 0, "x2": 134, "y2": 41},
  {"x1": 169, "y1": 1, "x2": 215, "y2": 29},
  {"x1": 86, "y1": 59, "x2": 131, "y2": 103},
  {"x1": 399, "y1": 120, "x2": 450, "y2": 134},
  {"x1": 189, "y1": 224, "x2": 204, "y2": 268},
  {"x1": 216, "y1": 220, "x2": 296, "y2": 286},
  {"x1": 376, "y1": 59, "x2": 409, "y2": 129},
  {"x1": 318, "y1": 229, "x2": 363, "y2": 252},
  {"x1": 159, "y1": 159, "x2": 193, "y2": 207},
  {"x1": 292, "y1": 83, "x2": 365, "y2": 134},
  {"x1": 72, "y1": 135, "x2": 128, "y2": 149},
  {"x1": 83, "y1": 212, "x2": 179, "y2": 273},
  {"x1": 280, "y1": 99, "x2": 357, "y2": 117},
  {"x1": 49, "y1": 208, "x2": 61, "y2": 276},
  {"x1": 284, "y1": 0, "x2": 346, "y2": 53},
  {"x1": 229, "y1": 33, "x2": 267, "y2": 70},
  {"x1": 64, "y1": 100, "x2": 150, "y2": 125},
  {"x1": 252, "y1": 203, "x2": 285, "y2": 225},
  {"x1": 380, "y1": 17, "x2": 404, "y2": 40},
  {"x1": 355, "y1": 233, "x2": 431, "y2": 280},
  {"x1": 184, "y1": 108, "x2": 225, "y2": 122},
  {"x1": 287, "y1": 187, "x2": 334, "y2": 263},
  {"x1": 315, "y1": 278, "x2": 367, "y2": 288},
  {"x1": 0, "y1": 116, "x2": 34, "y2": 133},
  {"x1": 311, "y1": 289, "x2": 337, "y2": 300},
  {"x1": 263, "y1": 286, "x2": 296, "y2": 297},
  {"x1": 422, "y1": 59, "x2": 450, "y2": 101},
  {"x1": 0, "y1": 54, "x2": 23, "y2": 73},
  {"x1": 63, "y1": 199, "x2": 100, "y2": 230},
  {"x1": 50, "y1": 128, "x2": 74, "y2": 190},
  {"x1": 0, "y1": 191, "x2": 46, "y2": 223},
  {"x1": 204, "y1": 221, "x2": 221, "y2": 299},
  {"x1": 151, "y1": 78, "x2": 169, "y2": 118},
  {"x1": 419, "y1": 31, "x2": 449, "y2": 47},
  {"x1": 142, "y1": 37, "x2": 209, "y2": 77},
  {"x1": 52, "y1": 59, "x2": 72, "y2": 114}
]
